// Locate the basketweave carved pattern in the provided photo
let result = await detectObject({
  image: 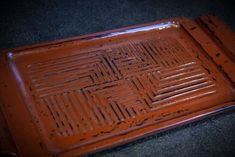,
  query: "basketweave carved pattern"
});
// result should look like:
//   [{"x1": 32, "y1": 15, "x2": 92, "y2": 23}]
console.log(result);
[{"x1": 26, "y1": 37, "x2": 216, "y2": 142}]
